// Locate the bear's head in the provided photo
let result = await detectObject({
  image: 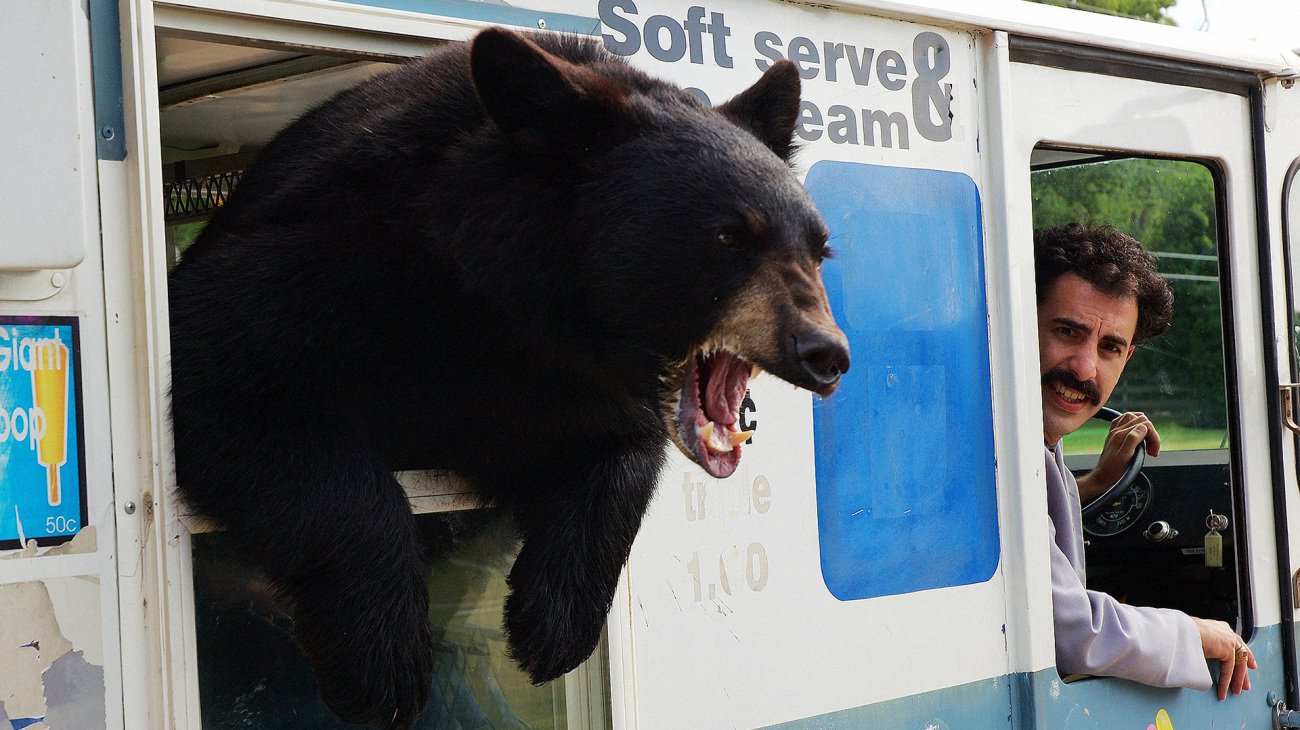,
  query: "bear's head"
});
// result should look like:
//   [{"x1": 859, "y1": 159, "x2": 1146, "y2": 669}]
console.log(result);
[{"x1": 471, "y1": 29, "x2": 850, "y2": 478}]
